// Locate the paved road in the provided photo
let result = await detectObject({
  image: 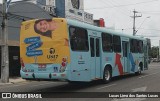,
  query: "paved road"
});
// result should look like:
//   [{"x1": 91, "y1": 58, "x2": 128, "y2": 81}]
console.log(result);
[{"x1": 0, "y1": 63, "x2": 160, "y2": 101}]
